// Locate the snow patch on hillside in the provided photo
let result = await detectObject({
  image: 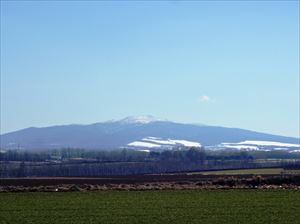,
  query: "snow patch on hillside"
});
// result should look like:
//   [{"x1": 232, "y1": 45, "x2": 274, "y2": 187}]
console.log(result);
[
  {"x1": 236, "y1": 140, "x2": 300, "y2": 147},
  {"x1": 128, "y1": 141, "x2": 161, "y2": 148},
  {"x1": 170, "y1": 140, "x2": 201, "y2": 147},
  {"x1": 142, "y1": 138, "x2": 177, "y2": 145},
  {"x1": 128, "y1": 137, "x2": 201, "y2": 149},
  {"x1": 219, "y1": 140, "x2": 300, "y2": 151},
  {"x1": 221, "y1": 145, "x2": 259, "y2": 151}
]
